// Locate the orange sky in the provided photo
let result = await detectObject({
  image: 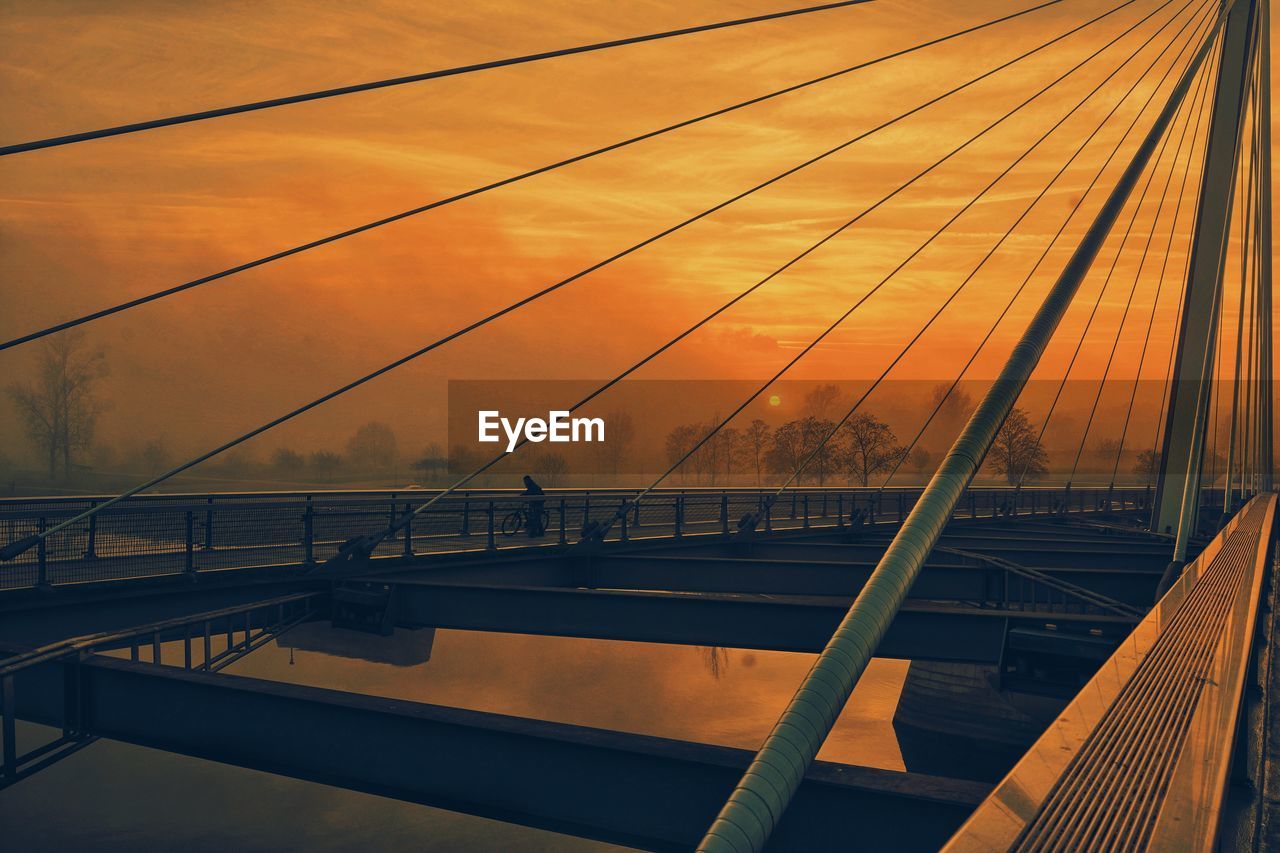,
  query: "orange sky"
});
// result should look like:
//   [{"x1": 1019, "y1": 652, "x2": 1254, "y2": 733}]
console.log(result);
[{"x1": 0, "y1": 0, "x2": 1274, "y2": 464}]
